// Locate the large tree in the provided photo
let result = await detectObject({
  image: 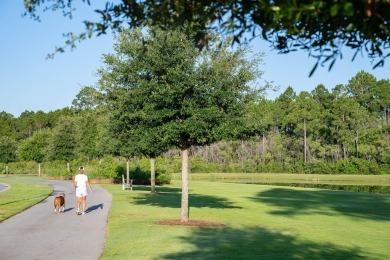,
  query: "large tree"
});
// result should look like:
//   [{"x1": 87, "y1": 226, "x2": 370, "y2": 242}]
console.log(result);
[
  {"x1": 98, "y1": 27, "x2": 263, "y2": 222},
  {"x1": 24, "y1": 0, "x2": 390, "y2": 73}
]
